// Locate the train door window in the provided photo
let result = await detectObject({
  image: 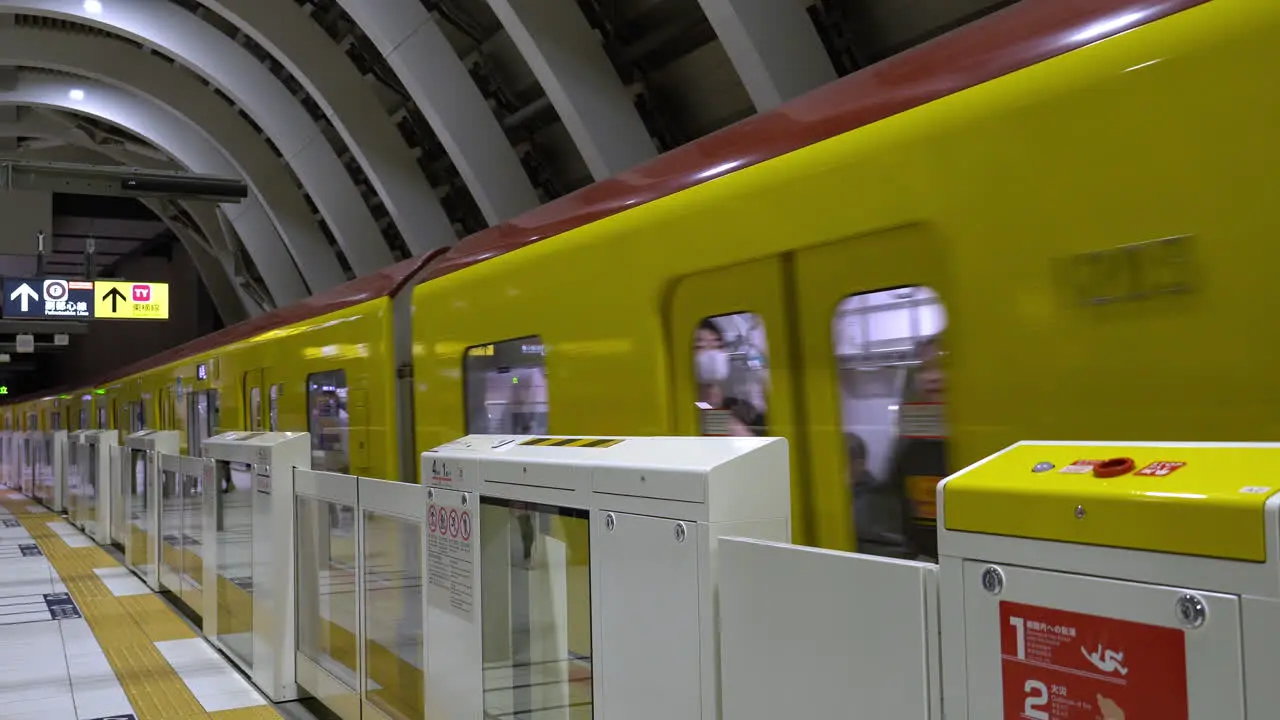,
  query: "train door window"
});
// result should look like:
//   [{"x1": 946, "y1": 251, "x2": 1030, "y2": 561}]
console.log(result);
[
  {"x1": 831, "y1": 286, "x2": 947, "y2": 559},
  {"x1": 692, "y1": 314, "x2": 770, "y2": 437},
  {"x1": 247, "y1": 385, "x2": 263, "y2": 432},
  {"x1": 27, "y1": 413, "x2": 36, "y2": 431},
  {"x1": 79, "y1": 408, "x2": 87, "y2": 431},
  {"x1": 269, "y1": 384, "x2": 281, "y2": 431},
  {"x1": 188, "y1": 391, "x2": 220, "y2": 457},
  {"x1": 464, "y1": 337, "x2": 549, "y2": 434},
  {"x1": 307, "y1": 371, "x2": 348, "y2": 473},
  {"x1": 51, "y1": 411, "x2": 61, "y2": 431}
]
